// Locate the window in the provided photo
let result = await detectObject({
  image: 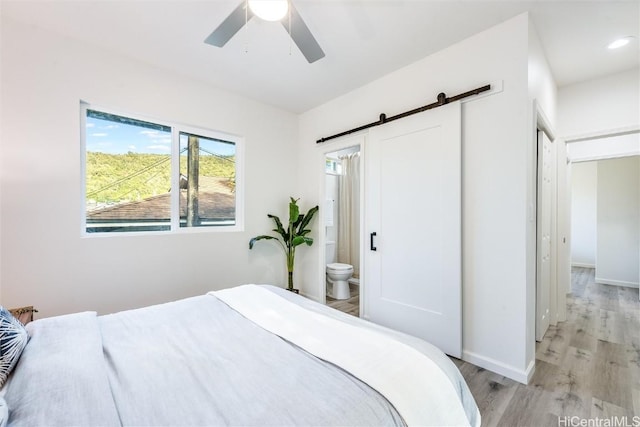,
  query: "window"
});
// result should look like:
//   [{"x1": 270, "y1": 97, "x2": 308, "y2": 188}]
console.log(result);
[
  {"x1": 325, "y1": 158, "x2": 342, "y2": 175},
  {"x1": 82, "y1": 105, "x2": 242, "y2": 234},
  {"x1": 178, "y1": 131, "x2": 236, "y2": 228}
]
